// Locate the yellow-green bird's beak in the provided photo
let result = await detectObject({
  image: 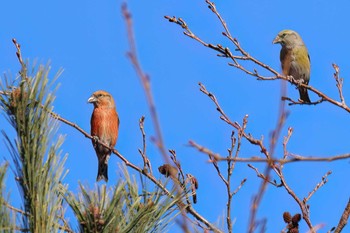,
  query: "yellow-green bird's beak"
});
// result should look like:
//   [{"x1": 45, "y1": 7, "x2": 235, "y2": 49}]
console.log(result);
[{"x1": 272, "y1": 36, "x2": 281, "y2": 44}]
